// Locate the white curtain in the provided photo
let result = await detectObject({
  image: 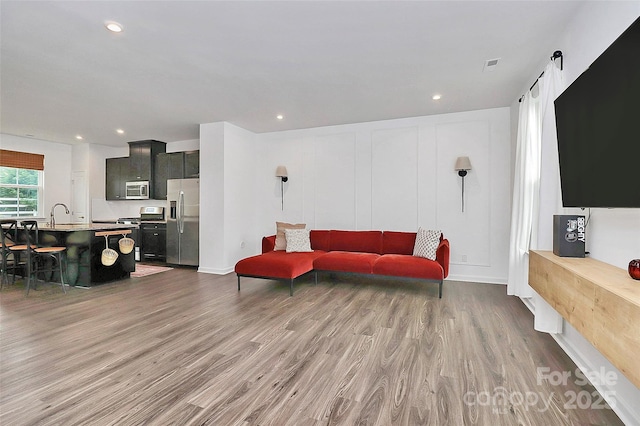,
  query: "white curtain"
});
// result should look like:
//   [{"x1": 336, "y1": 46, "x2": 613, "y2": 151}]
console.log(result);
[
  {"x1": 507, "y1": 89, "x2": 540, "y2": 298},
  {"x1": 508, "y1": 59, "x2": 565, "y2": 331},
  {"x1": 533, "y1": 60, "x2": 565, "y2": 333}
]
